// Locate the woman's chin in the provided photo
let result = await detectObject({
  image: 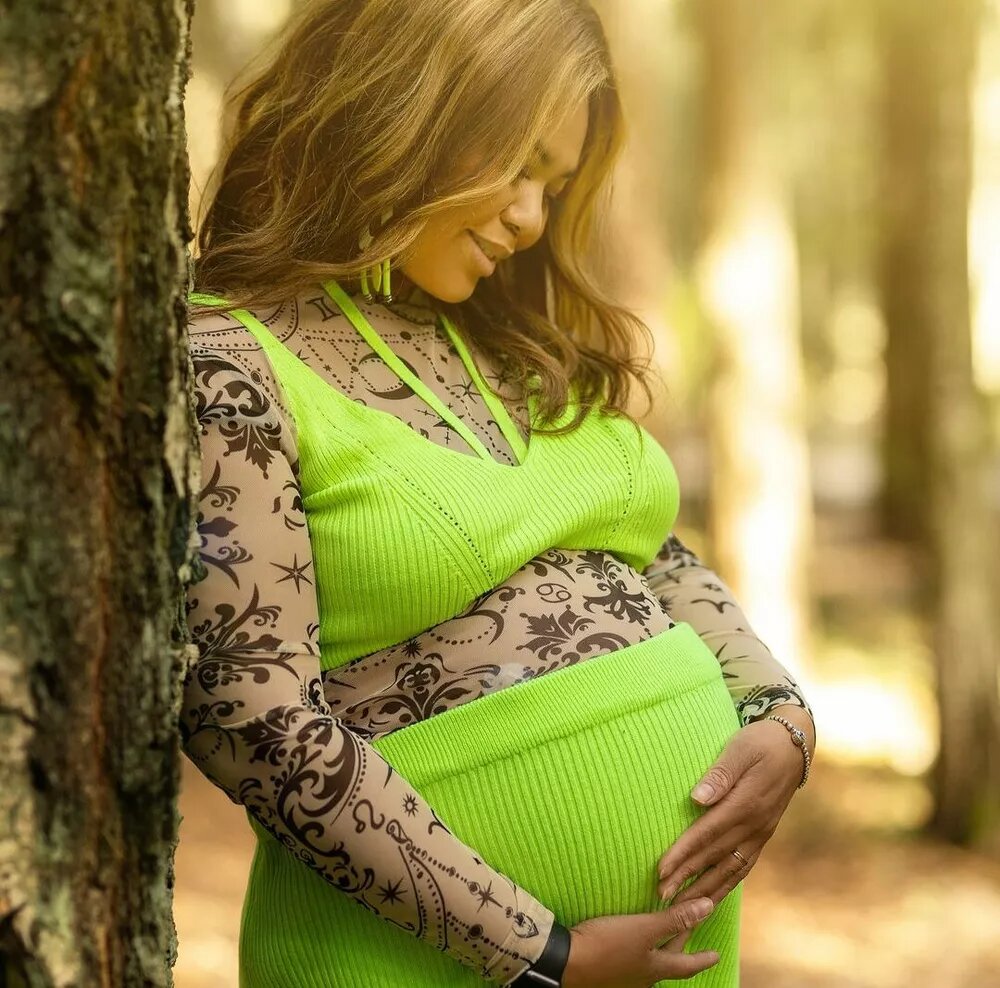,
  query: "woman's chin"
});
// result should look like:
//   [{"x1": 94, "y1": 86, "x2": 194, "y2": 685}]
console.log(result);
[{"x1": 407, "y1": 273, "x2": 479, "y2": 305}]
